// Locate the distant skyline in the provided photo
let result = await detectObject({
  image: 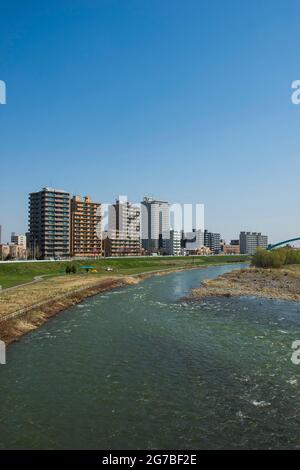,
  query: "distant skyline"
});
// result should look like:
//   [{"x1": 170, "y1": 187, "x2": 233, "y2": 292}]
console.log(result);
[{"x1": 1, "y1": 0, "x2": 300, "y2": 244}]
